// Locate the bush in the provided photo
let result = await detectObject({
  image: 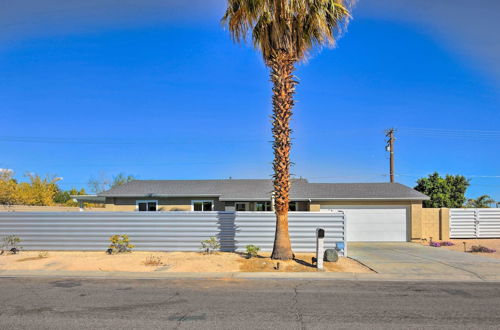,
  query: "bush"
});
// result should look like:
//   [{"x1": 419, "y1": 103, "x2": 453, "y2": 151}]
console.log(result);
[
  {"x1": 429, "y1": 241, "x2": 441, "y2": 247},
  {"x1": 108, "y1": 234, "x2": 134, "y2": 254},
  {"x1": 245, "y1": 245, "x2": 260, "y2": 258},
  {"x1": 471, "y1": 245, "x2": 496, "y2": 253},
  {"x1": 201, "y1": 237, "x2": 220, "y2": 254},
  {"x1": 143, "y1": 255, "x2": 163, "y2": 266},
  {"x1": 38, "y1": 251, "x2": 49, "y2": 258},
  {"x1": 1, "y1": 235, "x2": 21, "y2": 255},
  {"x1": 441, "y1": 241, "x2": 455, "y2": 246}
]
